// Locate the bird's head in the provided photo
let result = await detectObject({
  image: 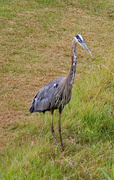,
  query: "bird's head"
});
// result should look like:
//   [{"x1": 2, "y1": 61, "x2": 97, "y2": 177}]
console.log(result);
[{"x1": 75, "y1": 34, "x2": 92, "y2": 56}]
